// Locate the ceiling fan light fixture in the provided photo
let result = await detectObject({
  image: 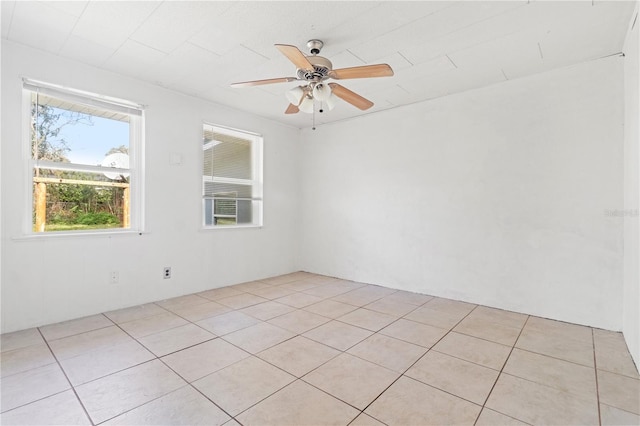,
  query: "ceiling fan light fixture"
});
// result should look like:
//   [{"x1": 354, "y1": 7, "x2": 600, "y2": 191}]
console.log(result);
[
  {"x1": 286, "y1": 86, "x2": 305, "y2": 105},
  {"x1": 299, "y1": 95, "x2": 314, "y2": 113},
  {"x1": 324, "y1": 93, "x2": 337, "y2": 111},
  {"x1": 312, "y1": 83, "x2": 332, "y2": 102}
]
